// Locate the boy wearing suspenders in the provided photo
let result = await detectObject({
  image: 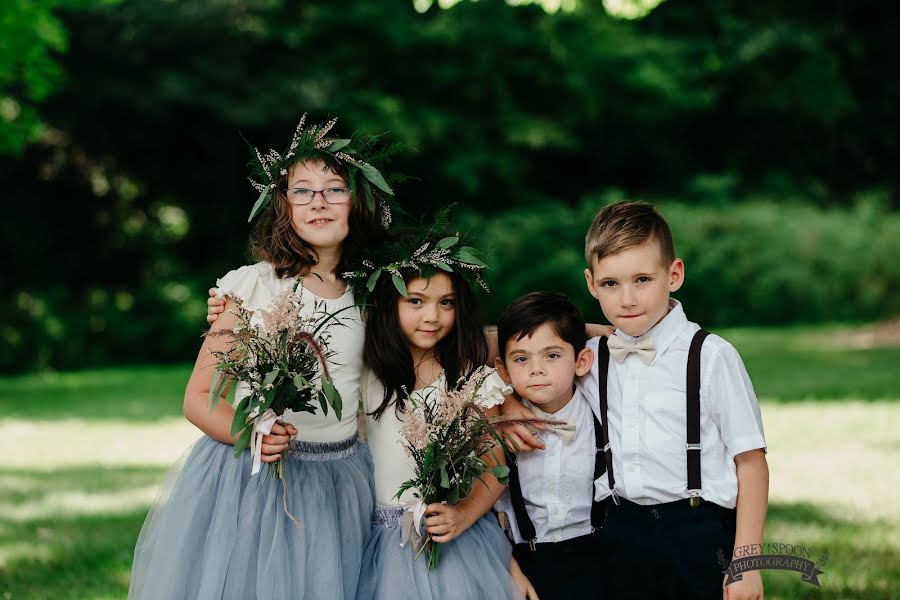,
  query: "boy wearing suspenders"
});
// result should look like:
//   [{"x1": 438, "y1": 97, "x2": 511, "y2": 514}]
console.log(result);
[
  {"x1": 579, "y1": 201, "x2": 769, "y2": 599},
  {"x1": 492, "y1": 292, "x2": 606, "y2": 600}
]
